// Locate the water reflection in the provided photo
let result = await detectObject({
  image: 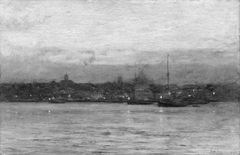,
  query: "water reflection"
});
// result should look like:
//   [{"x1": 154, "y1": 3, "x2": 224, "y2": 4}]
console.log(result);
[{"x1": 159, "y1": 107, "x2": 164, "y2": 113}]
